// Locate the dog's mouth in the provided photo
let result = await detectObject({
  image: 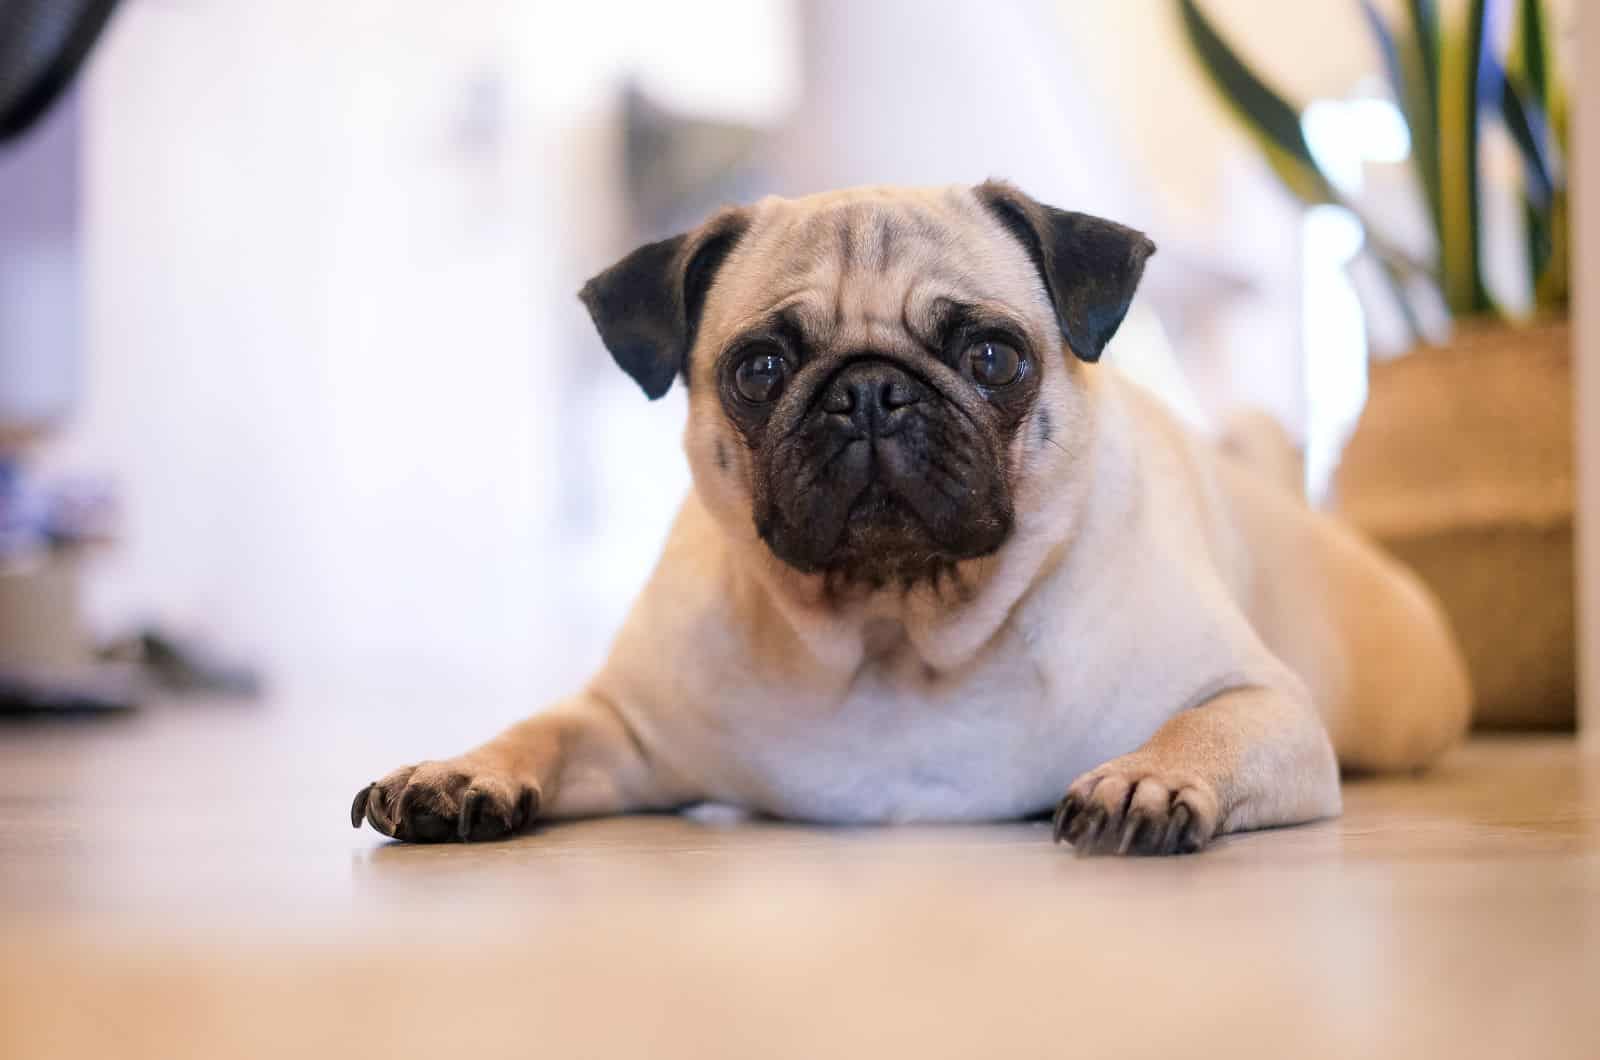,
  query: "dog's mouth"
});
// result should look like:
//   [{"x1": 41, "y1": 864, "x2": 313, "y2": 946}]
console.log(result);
[
  {"x1": 754, "y1": 391, "x2": 1013, "y2": 588},
  {"x1": 838, "y1": 478, "x2": 927, "y2": 553},
  {"x1": 849, "y1": 478, "x2": 909, "y2": 519}
]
